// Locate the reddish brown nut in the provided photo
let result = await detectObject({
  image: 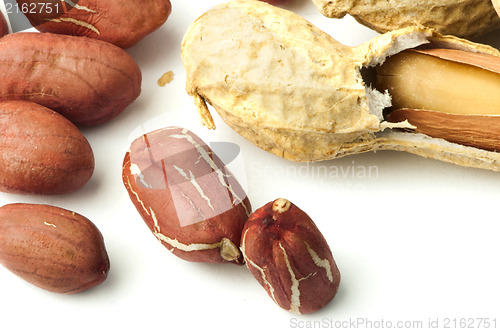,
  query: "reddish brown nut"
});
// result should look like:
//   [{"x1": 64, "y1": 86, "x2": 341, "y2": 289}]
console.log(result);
[
  {"x1": 122, "y1": 126, "x2": 251, "y2": 264},
  {"x1": 241, "y1": 198, "x2": 341, "y2": 314},
  {"x1": 0, "y1": 203, "x2": 110, "y2": 293},
  {"x1": 0, "y1": 11, "x2": 8, "y2": 37},
  {"x1": 0, "y1": 100, "x2": 94, "y2": 195},
  {"x1": 19, "y1": 0, "x2": 172, "y2": 48},
  {"x1": 0, "y1": 32, "x2": 142, "y2": 126}
]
